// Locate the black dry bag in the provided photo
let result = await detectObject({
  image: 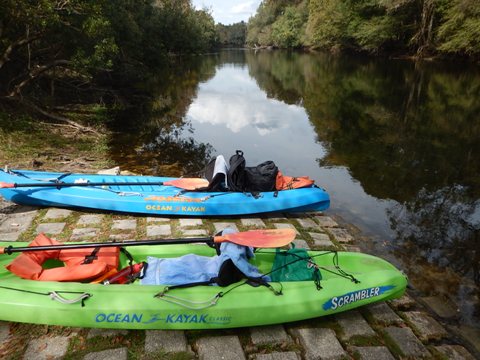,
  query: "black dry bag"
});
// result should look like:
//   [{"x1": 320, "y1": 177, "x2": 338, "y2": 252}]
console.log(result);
[{"x1": 245, "y1": 161, "x2": 278, "y2": 192}]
